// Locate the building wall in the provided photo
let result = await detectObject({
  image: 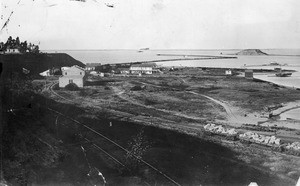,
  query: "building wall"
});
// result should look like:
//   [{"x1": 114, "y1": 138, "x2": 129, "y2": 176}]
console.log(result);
[
  {"x1": 120, "y1": 70, "x2": 129, "y2": 74},
  {"x1": 130, "y1": 67, "x2": 153, "y2": 74},
  {"x1": 6, "y1": 48, "x2": 21, "y2": 54},
  {"x1": 225, "y1": 70, "x2": 232, "y2": 75},
  {"x1": 86, "y1": 67, "x2": 95, "y2": 71},
  {"x1": 59, "y1": 77, "x2": 84, "y2": 87},
  {"x1": 130, "y1": 67, "x2": 152, "y2": 71},
  {"x1": 39, "y1": 70, "x2": 50, "y2": 76},
  {"x1": 62, "y1": 66, "x2": 85, "y2": 76},
  {"x1": 245, "y1": 70, "x2": 254, "y2": 79}
]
